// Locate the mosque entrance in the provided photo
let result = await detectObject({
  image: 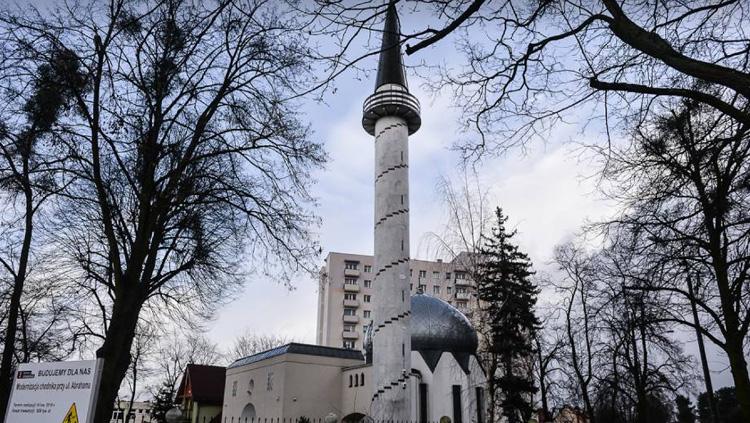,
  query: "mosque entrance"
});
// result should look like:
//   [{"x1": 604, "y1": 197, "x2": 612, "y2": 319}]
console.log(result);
[
  {"x1": 342, "y1": 412, "x2": 366, "y2": 423},
  {"x1": 240, "y1": 403, "x2": 256, "y2": 420}
]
